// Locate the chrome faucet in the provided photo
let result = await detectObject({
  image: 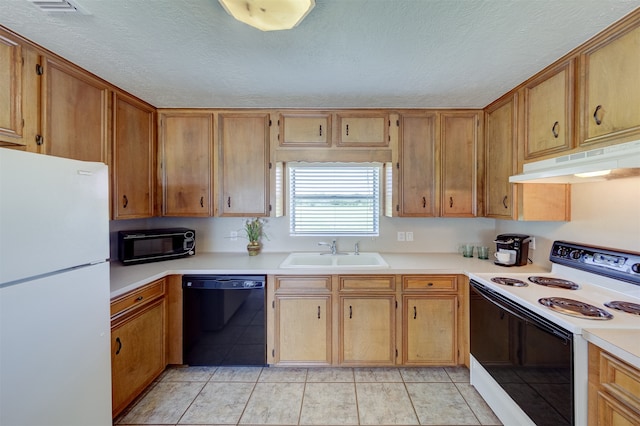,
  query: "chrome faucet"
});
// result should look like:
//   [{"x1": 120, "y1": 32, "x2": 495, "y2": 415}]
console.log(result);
[
  {"x1": 318, "y1": 239, "x2": 337, "y2": 255},
  {"x1": 354, "y1": 241, "x2": 360, "y2": 255}
]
